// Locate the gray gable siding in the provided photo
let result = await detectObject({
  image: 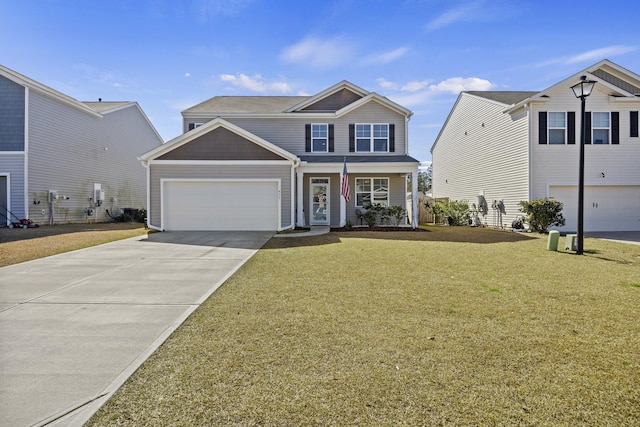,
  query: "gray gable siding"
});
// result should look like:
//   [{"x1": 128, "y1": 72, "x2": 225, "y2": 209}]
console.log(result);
[
  {"x1": 158, "y1": 127, "x2": 285, "y2": 161},
  {"x1": 0, "y1": 154, "x2": 26, "y2": 217},
  {"x1": 301, "y1": 88, "x2": 363, "y2": 111},
  {"x1": 0, "y1": 75, "x2": 25, "y2": 151},
  {"x1": 225, "y1": 102, "x2": 407, "y2": 156},
  {"x1": 148, "y1": 164, "x2": 292, "y2": 229},
  {"x1": 27, "y1": 91, "x2": 162, "y2": 223}
]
